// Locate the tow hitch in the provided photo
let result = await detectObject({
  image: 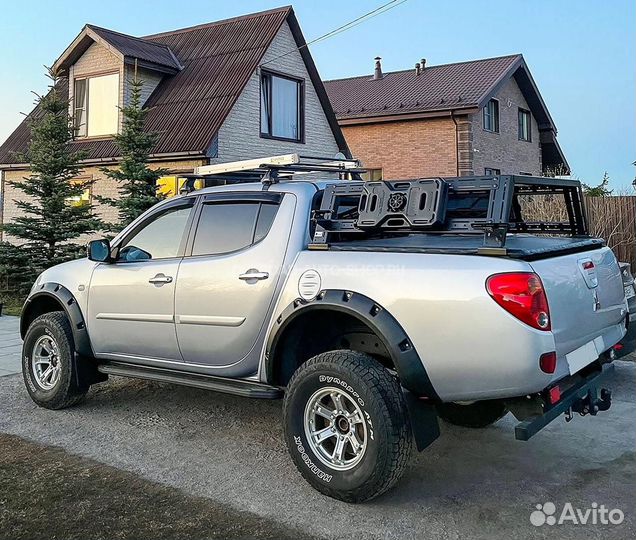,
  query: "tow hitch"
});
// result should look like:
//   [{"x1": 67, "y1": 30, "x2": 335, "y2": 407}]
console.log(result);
[
  {"x1": 510, "y1": 363, "x2": 614, "y2": 441},
  {"x1": 565, "y1": 388, "x2": 612, "y2": 422}
]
